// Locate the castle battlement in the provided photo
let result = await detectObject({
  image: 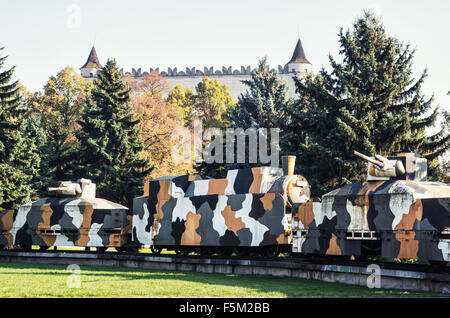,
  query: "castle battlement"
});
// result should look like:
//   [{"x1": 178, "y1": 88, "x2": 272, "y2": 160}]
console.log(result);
[{"x1": 123, "y1": 64, "x2": 295, "y2": 78}]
